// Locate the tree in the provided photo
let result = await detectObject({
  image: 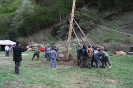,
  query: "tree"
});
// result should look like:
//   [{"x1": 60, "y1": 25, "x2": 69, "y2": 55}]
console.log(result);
[
  {"x1": 0, "y1": 14, "x2": 12, "y2": 38},
  {"x1": 11, "y1": 0, "x2": 34, "y2": 36},
  {"x1": 6, "y1": 29, "x2": 19, "y2": 41}
]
